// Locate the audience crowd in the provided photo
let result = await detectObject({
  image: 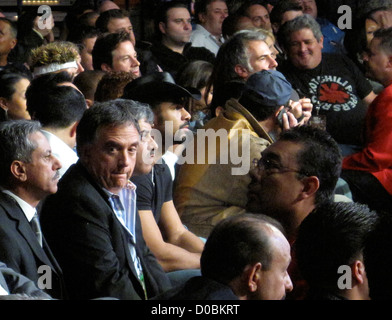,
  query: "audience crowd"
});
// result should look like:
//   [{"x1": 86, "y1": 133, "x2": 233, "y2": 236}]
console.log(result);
[{"x1": 0, "y1": 0, "x2": 391, "y2": 301}]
